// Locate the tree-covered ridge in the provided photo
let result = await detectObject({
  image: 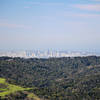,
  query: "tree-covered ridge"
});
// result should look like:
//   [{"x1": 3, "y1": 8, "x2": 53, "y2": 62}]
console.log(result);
[{"x1": 0, "y1": 56, "x2": 100, "y2": 100}]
